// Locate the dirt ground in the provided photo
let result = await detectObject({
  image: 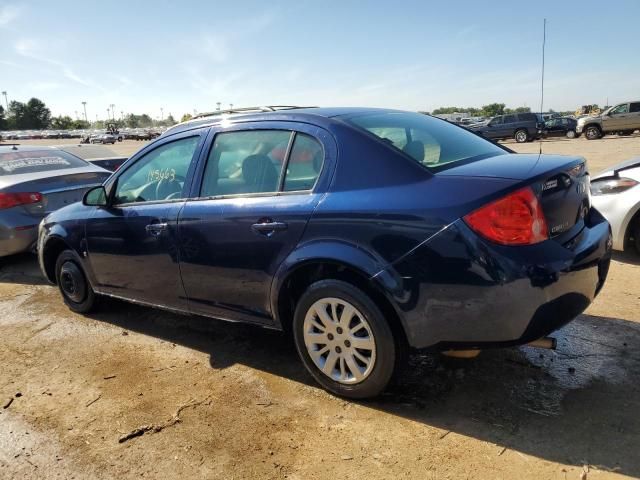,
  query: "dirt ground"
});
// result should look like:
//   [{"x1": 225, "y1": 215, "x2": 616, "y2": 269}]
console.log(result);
[{"x1": 1, "y1": 135, "x2": 639, "y2": 479}]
